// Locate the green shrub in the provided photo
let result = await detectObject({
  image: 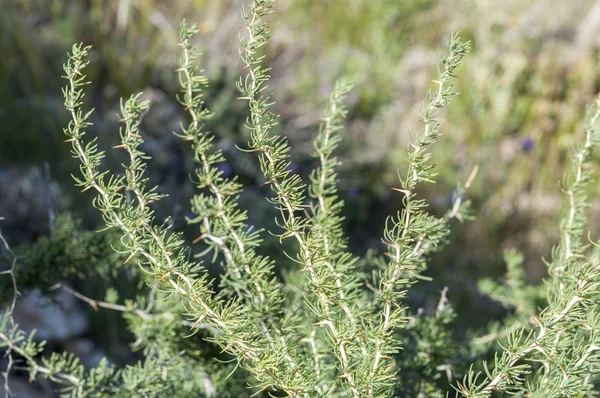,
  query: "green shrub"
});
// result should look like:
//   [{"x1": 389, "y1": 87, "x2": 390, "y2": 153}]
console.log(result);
[{"x1": 2, "y1": 0, "x2": 600, "y2": 397}]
